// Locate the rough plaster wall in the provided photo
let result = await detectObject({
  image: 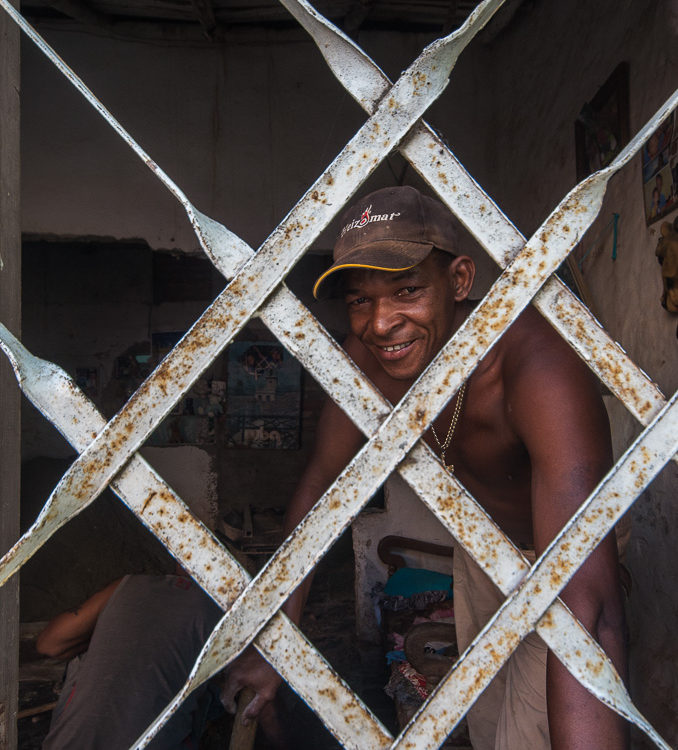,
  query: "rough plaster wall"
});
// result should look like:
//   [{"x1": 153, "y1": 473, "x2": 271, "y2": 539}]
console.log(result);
[
  {"x1": 19, "y1": 24, "x2": 495, "y2": 265},
  {"x1": 474, "y1": 1, "x2": 678, "y2": 744},
  {"x1": 20, "y1": 27, "x2": 441, "y2": 254}
]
